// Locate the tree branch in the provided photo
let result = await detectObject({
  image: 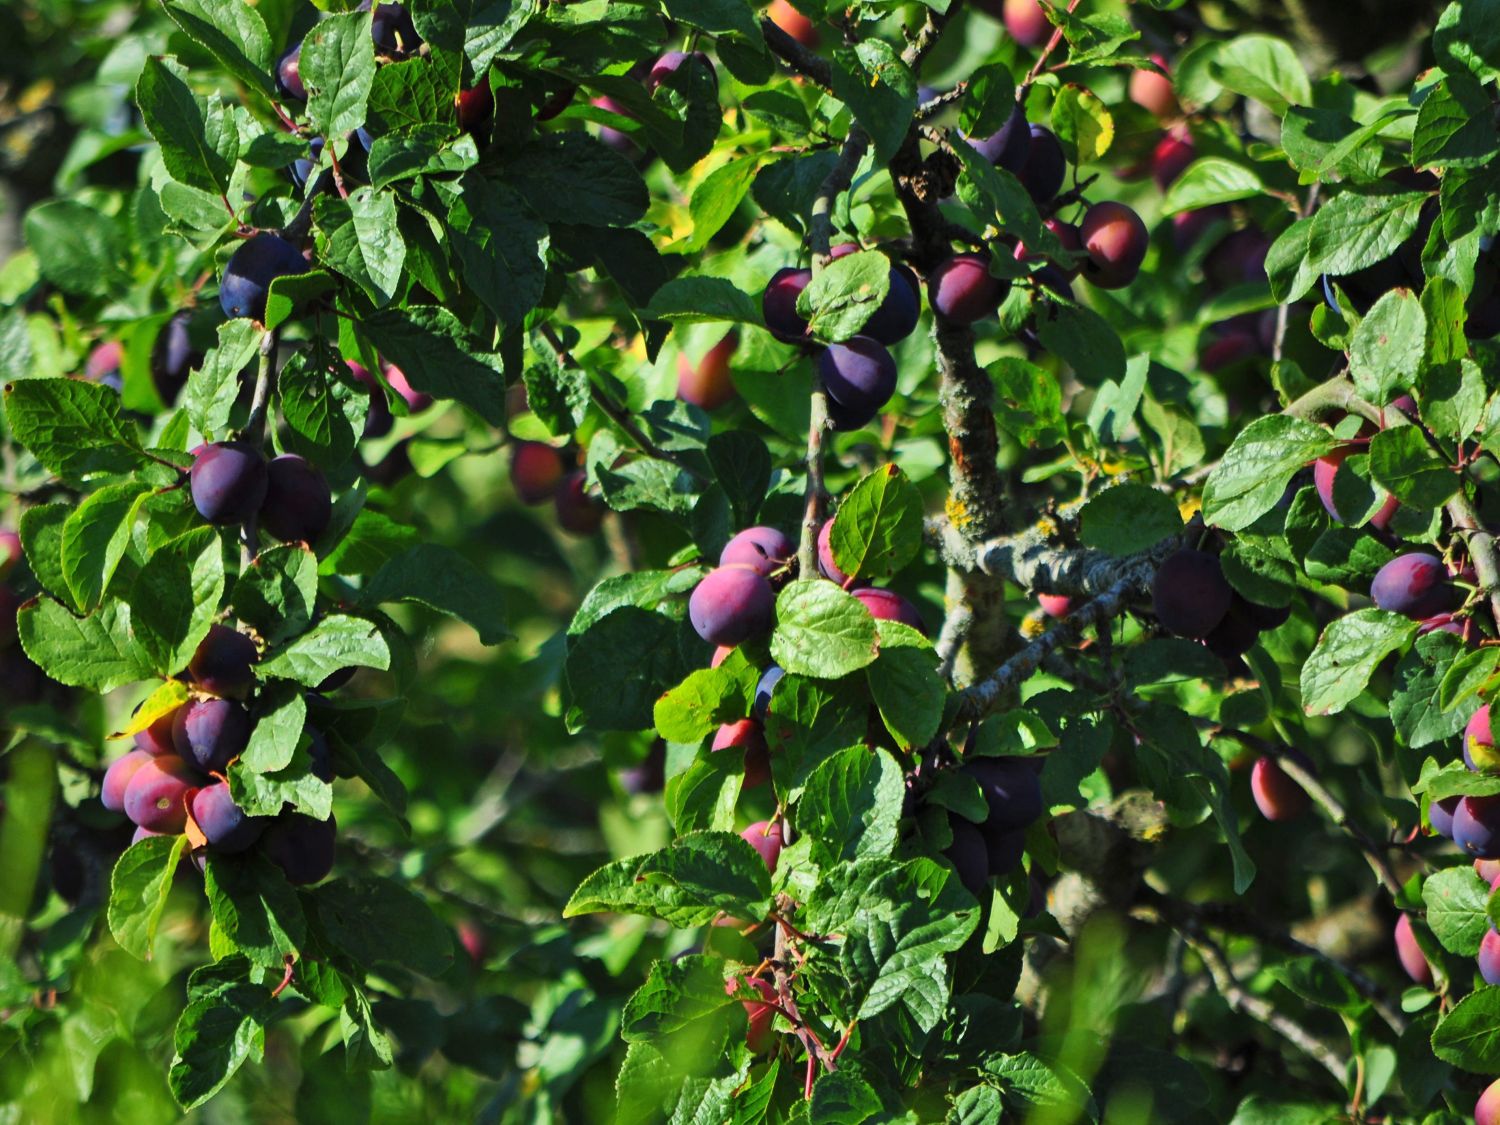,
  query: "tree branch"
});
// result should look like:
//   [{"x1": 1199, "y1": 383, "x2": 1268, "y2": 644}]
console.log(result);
[{"x1": 759, "y1": 19, "x2": 832, "y2": 87}]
